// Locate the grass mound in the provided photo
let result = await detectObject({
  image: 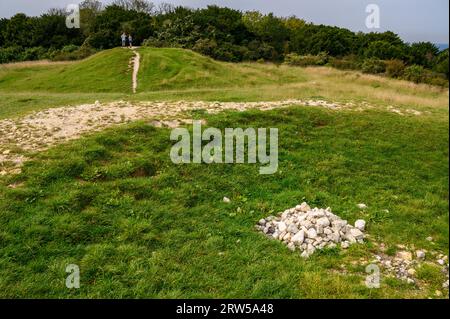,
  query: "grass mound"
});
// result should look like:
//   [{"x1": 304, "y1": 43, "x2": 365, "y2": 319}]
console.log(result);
[
  {"x1": 0, "y1": 48, "x2": 134, "y2": 93},
  {"x1": 136, "y1": 47, "x2": 306, "y2": 91}
]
